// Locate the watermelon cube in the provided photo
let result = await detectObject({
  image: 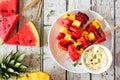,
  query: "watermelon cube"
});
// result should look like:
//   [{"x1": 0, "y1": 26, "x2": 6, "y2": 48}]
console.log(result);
[
  {"x1": 68, "y1": 44, "x2": 80, "y2": 62},
  {"x1": 75, "y1": 11, "x2": 89, "y2": 24},
  {"x1": 93, "y1": 28, "x2": 106, "y2": 43},
  {"x1": 68, "y1": 26, "x2": 82, "y2": 39},
  {"x1": 78, "y1": 36, "x2": 92, "y2": 48},
  {"x1": 86, "y1": 24, "x2": 96, "y2": 33},
  {"x1": 58, "y1": 39, "x2": 70, "y2": 51},
  {"x1": 56, "y1": 32, "x2": 65, "y2": 40},
  {"x1": 61, "y1": 19, "x2": 73, "y2": 28}
]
